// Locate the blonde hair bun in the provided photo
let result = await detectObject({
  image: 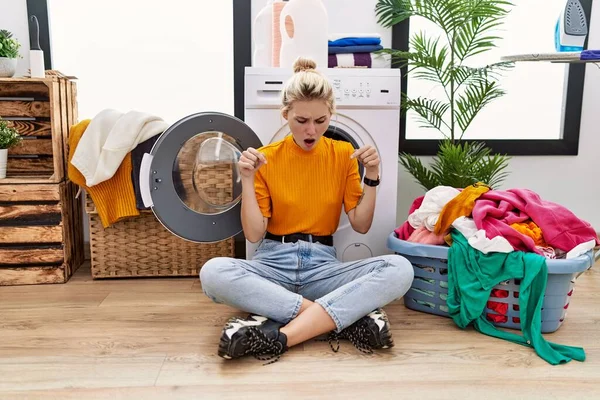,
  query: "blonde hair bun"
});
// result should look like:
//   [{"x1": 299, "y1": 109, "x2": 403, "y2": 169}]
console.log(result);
[
  {"x1": 293, "y1": 57, "x2": 317, "y2": 73},
  {"x1": 281, "y1": 56, "x2": 335, "y2": 117}
]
